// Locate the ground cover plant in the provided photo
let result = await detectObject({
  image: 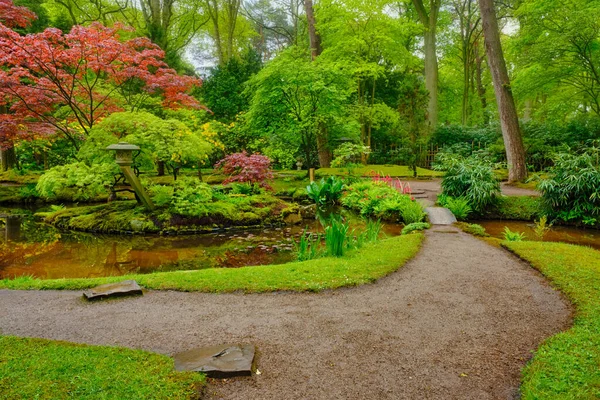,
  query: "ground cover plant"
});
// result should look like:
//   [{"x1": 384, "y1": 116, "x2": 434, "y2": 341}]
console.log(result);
[
  {"x1": 503, "y1": 242, "x2": 600, "y2": 399},
  {"x1": 0, "y1": 234, "x2": 423, "y2": 292},
  {"x1": 0, "y1": 336, "x2": 204, "y2": 400}
]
